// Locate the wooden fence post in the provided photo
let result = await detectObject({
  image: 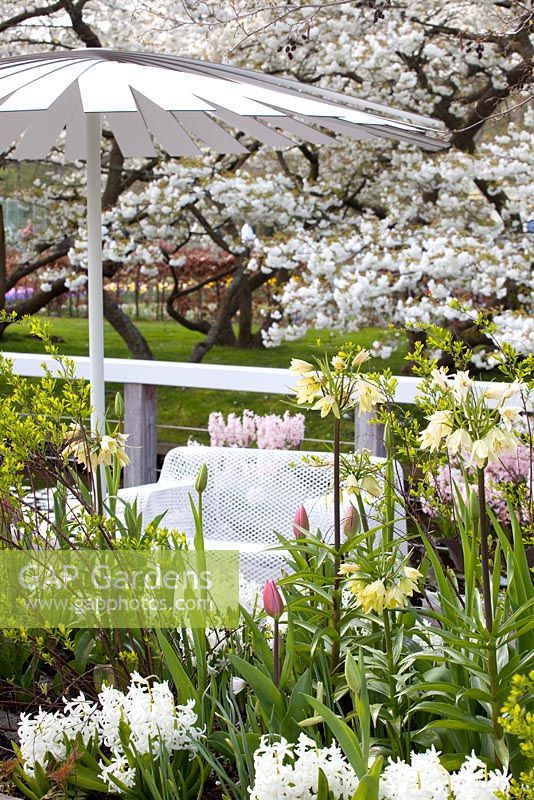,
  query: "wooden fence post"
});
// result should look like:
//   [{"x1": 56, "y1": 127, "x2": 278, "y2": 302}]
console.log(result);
[
  {"x1": 354, "y1": 410, "x2": 386, "y2": 458},
  {"x1": 123, "y1": 383, "x2": 157, "y2": 487}
]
